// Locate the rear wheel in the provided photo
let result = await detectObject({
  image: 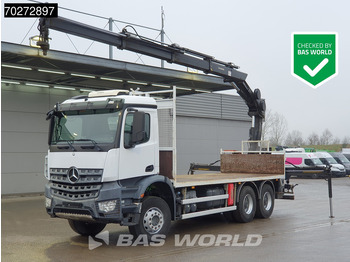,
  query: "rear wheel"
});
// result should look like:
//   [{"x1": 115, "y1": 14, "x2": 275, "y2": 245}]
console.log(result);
[
  {"x1": 68, "y1": 220, "x2": 106, "y2": 236},
  {"x1": 255, "y1": 184, "x2": 274, "y2": 218},
  {"x1": 234, "y1": 186, "x2": 256, "y2": 223},
  {"x1": 128, "y1": 196, "x2": 171, "y2": 240}
]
